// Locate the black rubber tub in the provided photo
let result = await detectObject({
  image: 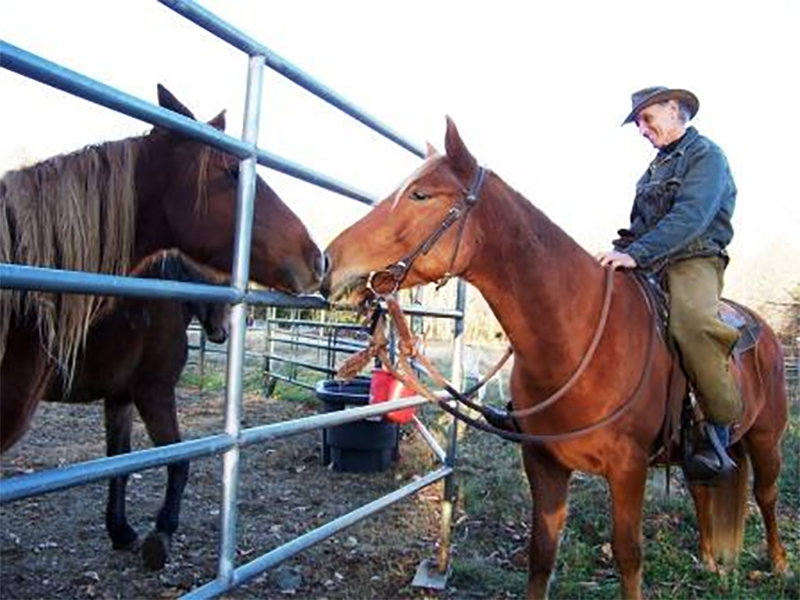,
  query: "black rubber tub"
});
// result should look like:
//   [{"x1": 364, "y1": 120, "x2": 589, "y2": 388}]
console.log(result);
[{"x1": 315, "y1": 378, "x2": 399, "y2": 473}]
